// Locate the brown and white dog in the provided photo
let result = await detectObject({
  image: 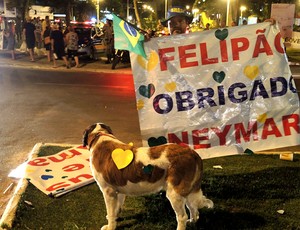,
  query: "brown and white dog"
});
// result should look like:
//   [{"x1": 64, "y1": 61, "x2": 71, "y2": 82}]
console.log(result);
[{"x1": 83, "y1": 123, "x2": 213, "y2": 230}]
